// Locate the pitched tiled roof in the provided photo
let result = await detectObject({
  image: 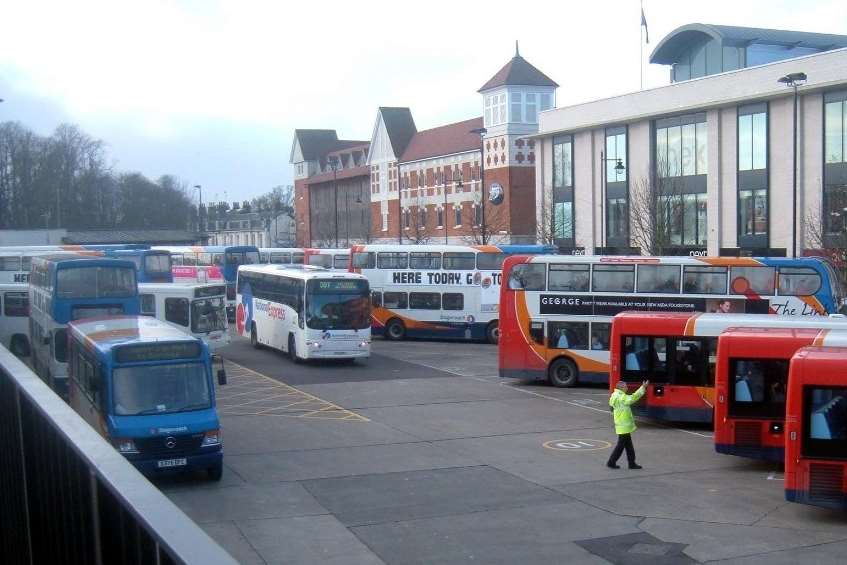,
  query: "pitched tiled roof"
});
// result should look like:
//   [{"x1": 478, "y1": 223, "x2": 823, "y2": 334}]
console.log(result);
[
  {"x1": 293, "y1": 129, "x2": 339, "y2": 161},
  {"x1": 478, "y1": 54, "x2": 558, "y2": 92},
  {"x1": 399, "y1": 117, "x2": 484, "y2": 163},
  {"x1": 379, "y1": 107, "x2": 417, "y2": 158}
]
